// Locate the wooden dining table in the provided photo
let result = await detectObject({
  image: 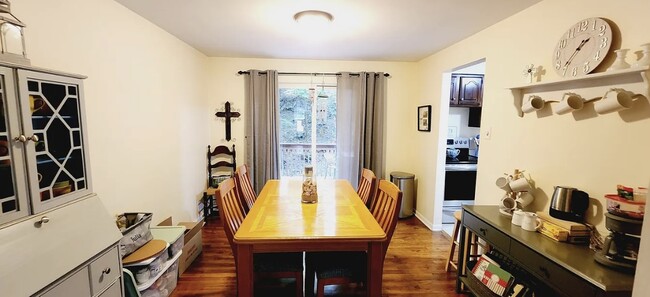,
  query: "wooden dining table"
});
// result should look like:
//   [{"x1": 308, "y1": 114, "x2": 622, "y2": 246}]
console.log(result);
[{"x1": 233, "y1": 179, "x2": 387, "y2": 296}]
